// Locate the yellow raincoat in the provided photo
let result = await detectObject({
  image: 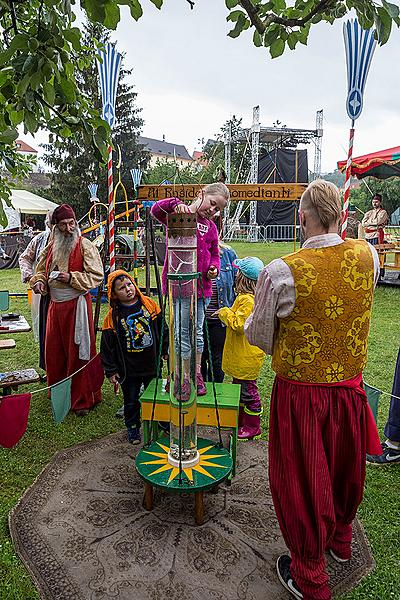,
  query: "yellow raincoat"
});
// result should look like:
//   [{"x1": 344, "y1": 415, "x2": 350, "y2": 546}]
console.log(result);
[{"x1": 218, "y1": 293, "x2": 265, "y2": 380}]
